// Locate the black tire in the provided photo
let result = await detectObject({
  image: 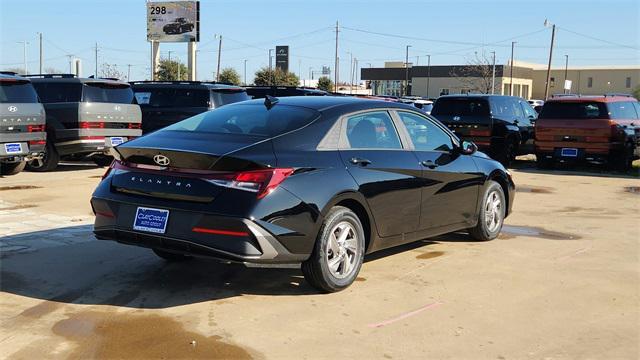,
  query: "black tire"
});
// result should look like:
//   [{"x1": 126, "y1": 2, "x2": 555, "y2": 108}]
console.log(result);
[
  {"x1": 468, "y1": 180, "x2": 506, "y2": 241},
  {"x1": 152, "y1": 248, "x2": 193, "y2": 262},
  {"x1": 0, "y1": 161, "x2": 26, "y2": 176},
  {"x1": 535, "y1": 153, "x2": 553, "y2": 169},
  {"x1": 26, "y1": 140, "x2": 59, "y2": 172},
  {"x1": 93, "y1": 155, "x2": 113, "y2": 167},
  {"x1": 610, "y1": 145, "x2": 633, "y2": 172},
  {"x1": 495, "y1": 140, "x2": 515, "y2": 167},
  {"x1": 302, "y1": 206, "x2": 365, "y2": 293}
]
